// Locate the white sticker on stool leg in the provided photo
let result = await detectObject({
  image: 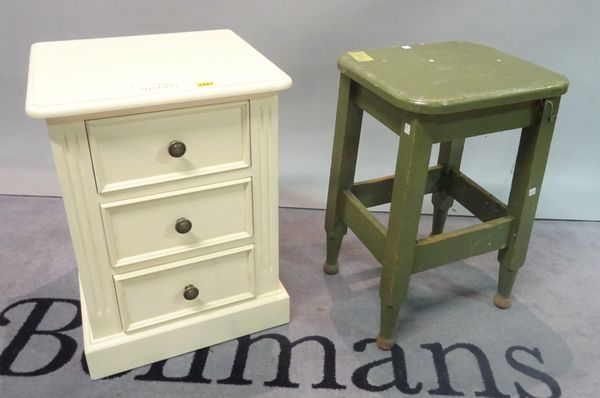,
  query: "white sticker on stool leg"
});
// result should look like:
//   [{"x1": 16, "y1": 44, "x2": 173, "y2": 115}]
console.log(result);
[
  {"x1": 404, "y1": 123, "x2": 411, "y2": 135},
  {"x1": 529, "y1": 187, "x2": 537, "y2": 196}
]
